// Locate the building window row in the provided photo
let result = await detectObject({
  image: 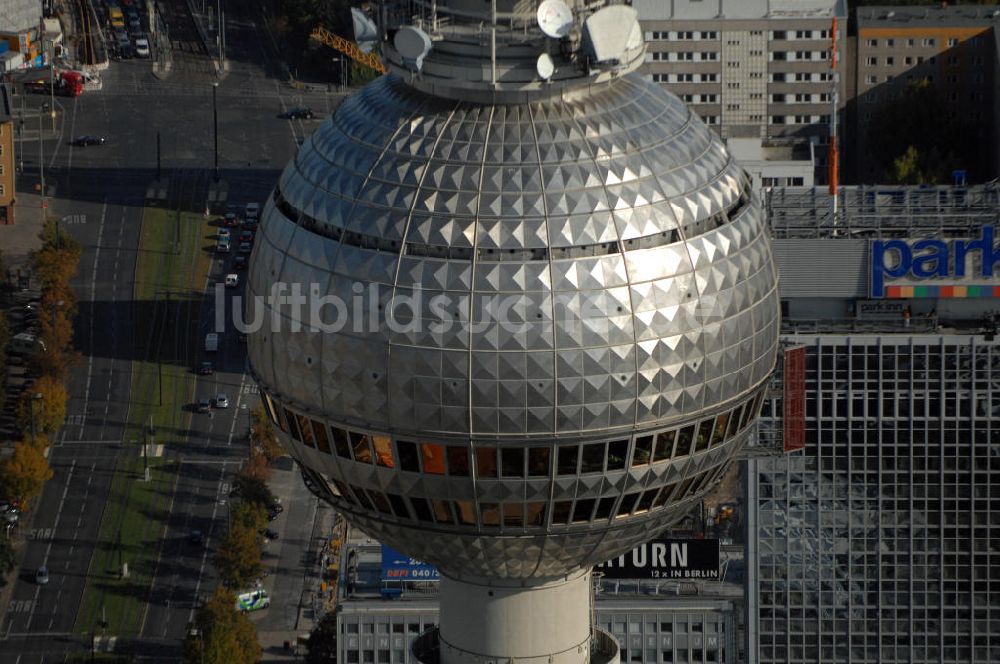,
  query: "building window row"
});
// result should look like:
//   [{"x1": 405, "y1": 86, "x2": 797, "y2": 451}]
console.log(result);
[
  {"x1": 771, "y1": 51, "x2": 829, "y2": 62},
  {"x1": 649, "y1": 31, "x2": 718, "y2": 41},
  {"x1": 305, "y1": 460, "x2": 729, "y2": 529},
  {"x1": 653, "y1": 73, "x2": 719, "y2": 84},
  {"x1": 260, "y1": 389, "x2": 765, "y2": 479},
  {"x1": 772, "y1": 30, "x2": 831, "y2": 41},
  {"x1": 651, "y1": 51, "x2": 719, "y2": 62},
  {"x1": 772, "y1": 72, "x2": 833, "y2": 83}
]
